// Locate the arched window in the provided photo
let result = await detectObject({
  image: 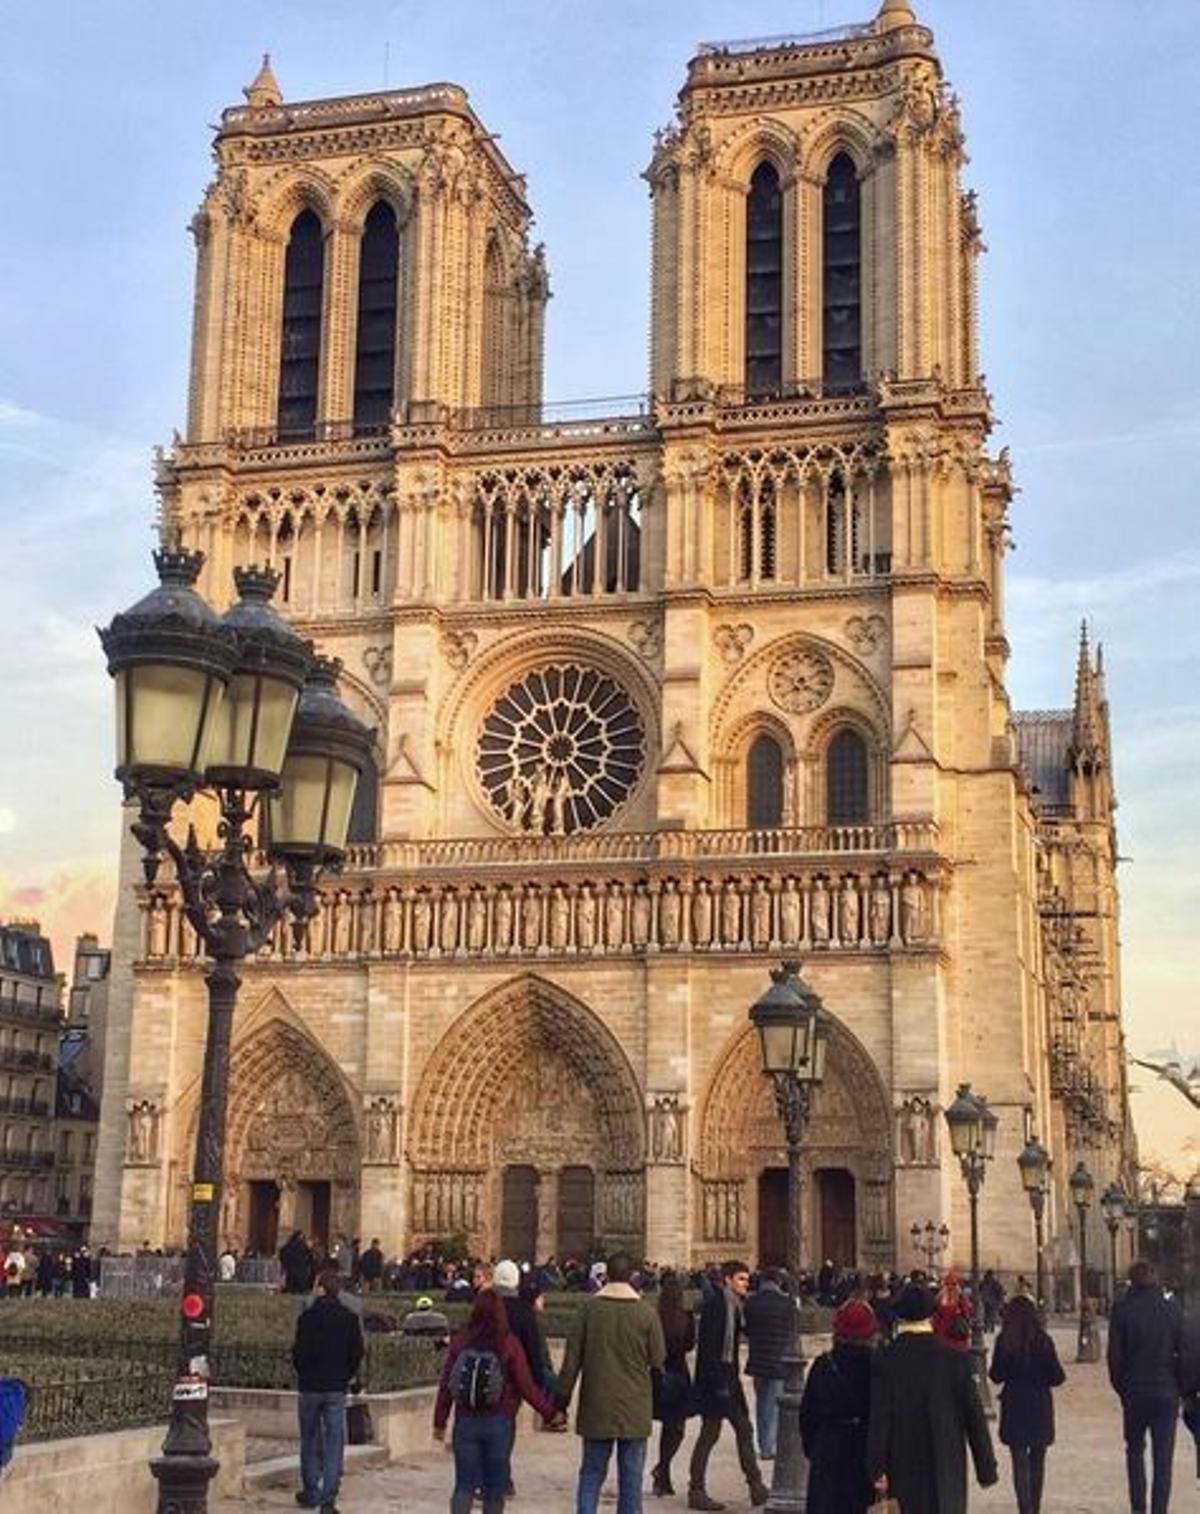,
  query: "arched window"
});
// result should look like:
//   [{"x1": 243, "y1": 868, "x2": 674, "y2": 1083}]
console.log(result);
[
  {"x1": 825, "y1": 472, "x2": 861, "y2": 575},
  {"x1": 827, "y1": 728, "x2": 869, "y2": 824},
  {"x1": 823, "y1": 153, "x2": 861, "y2": 392},
  {"x1": 738, "y1": 479, "x2": 777, "y2": 583},
  {"x1": 277, "y1": 209, "x2": 325, "y2": 440},
  {"x1": 482, "y1": 236, "x2": 507, "y2": 410},
  {"x1": 747, "y1": 734, "x2": 785, "y2": 828},
  {"x1": 745, "y1": 162, "x2": 783, "y2": 396},
  {"x1": 353, "y1": 202, "x2": 399, "y2": 432},
  {"x1": 347, "y1": 751, "x2": 379, "y2": 843}
]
